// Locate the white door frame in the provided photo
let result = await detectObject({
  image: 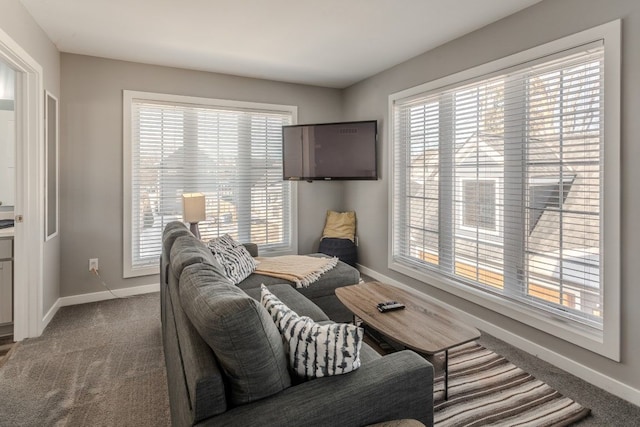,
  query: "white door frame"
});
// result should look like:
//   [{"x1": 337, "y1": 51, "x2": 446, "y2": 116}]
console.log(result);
[{"x1": 0, "y1": 28, "x2": 45, "y2": 340}]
